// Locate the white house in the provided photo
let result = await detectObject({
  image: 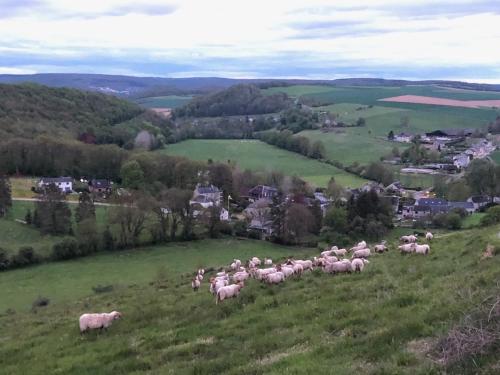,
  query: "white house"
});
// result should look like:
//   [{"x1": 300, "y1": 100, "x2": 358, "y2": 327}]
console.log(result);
[{"x1": 38, "y1": 177, "x2": 73, "y2": 193}]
